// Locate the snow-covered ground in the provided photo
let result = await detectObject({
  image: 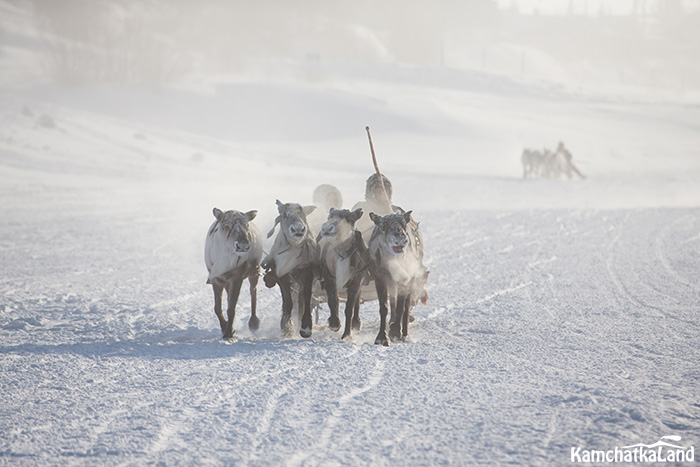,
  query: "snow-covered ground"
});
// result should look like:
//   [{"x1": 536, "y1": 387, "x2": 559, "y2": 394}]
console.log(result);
[{"x1": 2, "y1": 3, "x2": 700, "y2": 465}]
